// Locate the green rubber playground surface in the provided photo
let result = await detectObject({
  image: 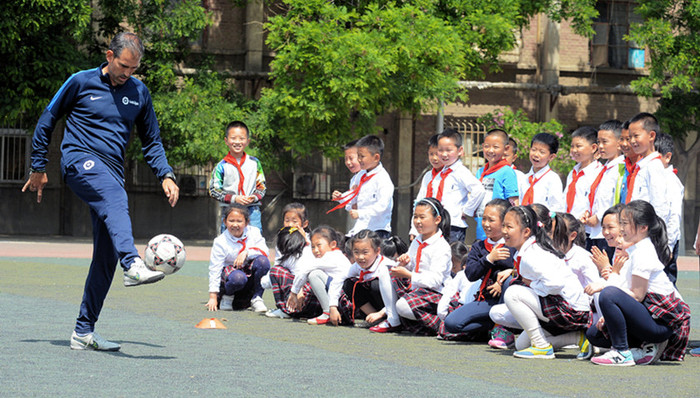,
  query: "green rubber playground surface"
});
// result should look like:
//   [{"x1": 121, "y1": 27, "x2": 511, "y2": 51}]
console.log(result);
[{"x1": 1, "y1": 250, "x2": 699, "y2": 397}]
